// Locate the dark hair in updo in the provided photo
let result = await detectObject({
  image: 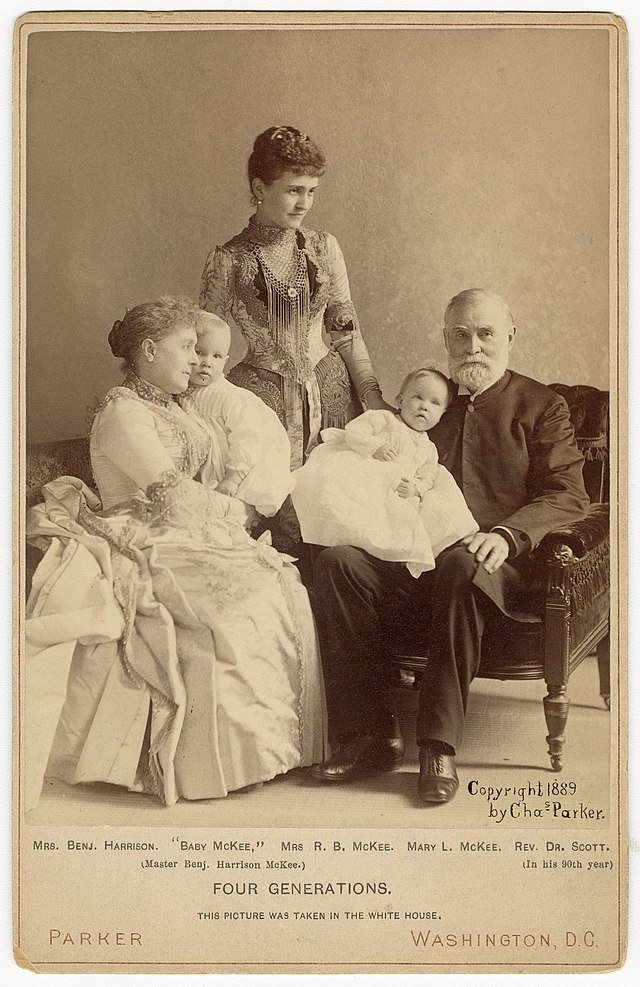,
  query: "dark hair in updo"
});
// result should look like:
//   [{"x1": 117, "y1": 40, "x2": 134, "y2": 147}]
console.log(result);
[
  {"x1": 248, "y1": 126, "x2": 326, "y2": 198},
  {"x1": 108, "y1": 295, "x2": 208, "y2": 373}
]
